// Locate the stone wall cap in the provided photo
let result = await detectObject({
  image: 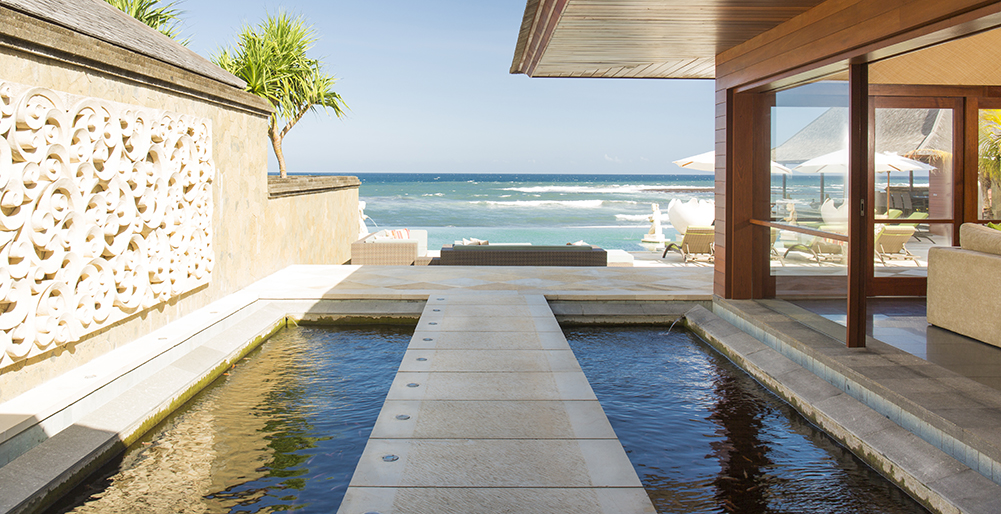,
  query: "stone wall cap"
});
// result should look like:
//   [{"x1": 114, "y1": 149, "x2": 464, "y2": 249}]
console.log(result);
[{"x1": 268, "y1": 175, "x2": 361, "y2": 198}]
